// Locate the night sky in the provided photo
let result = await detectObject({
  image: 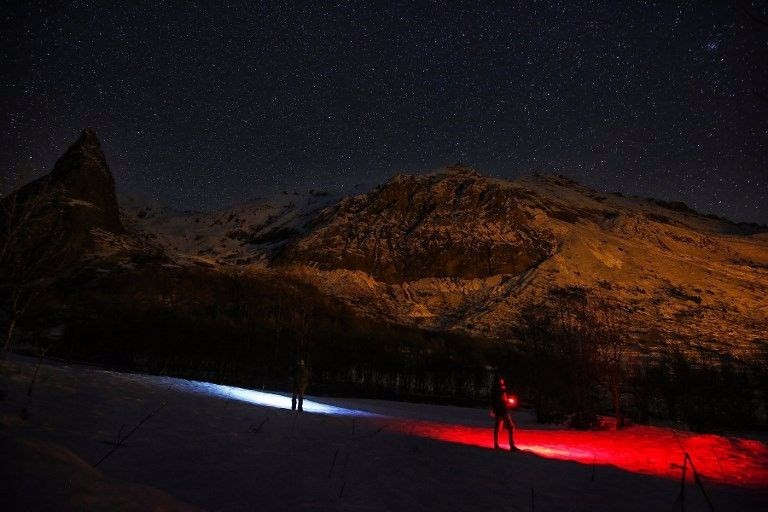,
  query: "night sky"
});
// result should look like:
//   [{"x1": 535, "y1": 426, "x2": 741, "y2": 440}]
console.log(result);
[{"x1": 2, "y1": 1, "x2": 766, "y2": 222}]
